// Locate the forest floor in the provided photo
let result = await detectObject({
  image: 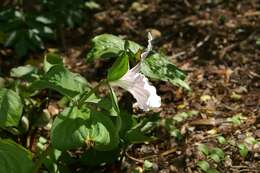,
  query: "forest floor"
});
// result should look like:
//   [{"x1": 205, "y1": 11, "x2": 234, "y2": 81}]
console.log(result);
[{"x1": 63, "y1": 1, "x2": 260, "y2": 172}]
